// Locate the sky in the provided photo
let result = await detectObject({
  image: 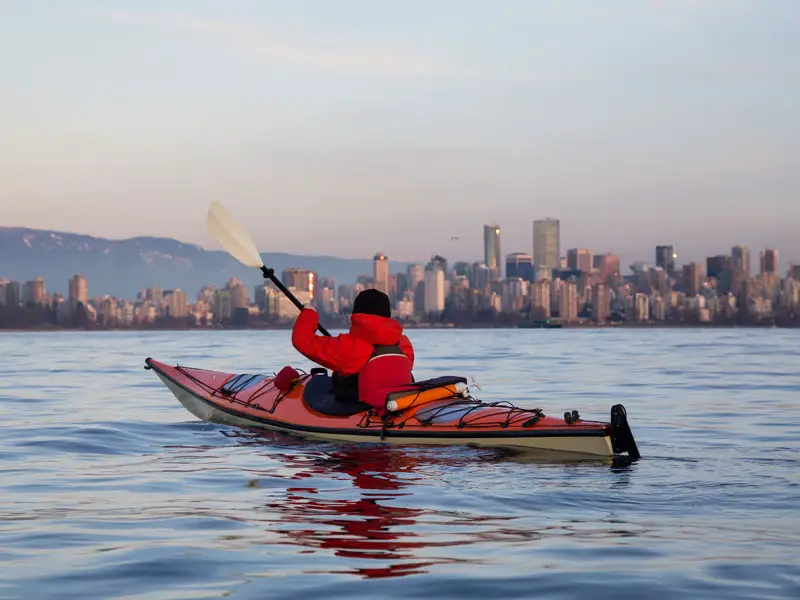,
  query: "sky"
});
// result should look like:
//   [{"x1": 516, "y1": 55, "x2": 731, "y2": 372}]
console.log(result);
[{"x1": 2, "y1": 0, "x2": 799, "y2": 269}]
